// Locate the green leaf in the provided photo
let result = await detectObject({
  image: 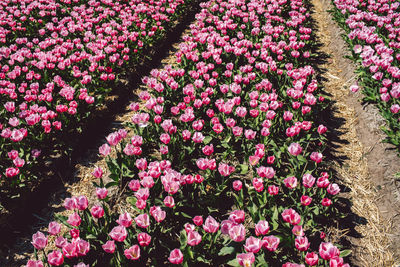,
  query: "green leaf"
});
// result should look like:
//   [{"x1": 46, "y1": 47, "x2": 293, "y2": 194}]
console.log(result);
[
  {"x1": 271, "y1": 206, "x2": 279, "y2": 230},
  {"x1": 179, "y1": 230, "x2": 187, "y2": 248},
  {"x1": 239, "y1": 164, "x2": 249, "y2": 174},
  {"x1": 340, "y1": 249, "x2": 352, "y2": 258},
  {"x1": 109, "y1": 173, "x2": 120, "y2": 182},
  {"x1": 179, "y1": 212, "x2": 192, "y2": 219},
  {"x1": 105, "y1": 181, "x2": 119, "y2": 188},
  {"x1": 226, "y1": 259, "x2": 241, "y2": 267},
  {"x1": 55, "y1": 214, "x2": 70, "y2": 228},
  {"x1": 218, "y1": 246, "x2": 235, "y2": 256},
  {"x1": 196, "y1": 256, "x2": 210, "y2": 263},
  {"x1": 207, "y1": 207, "x2": 218, "y2": 213},
  {"x1": 86, "y1": 234, "x2": 97, "y2": 240},
  {"x1": 203, "y1": 136, "x2": 212, "y2": 144},
  {"x1": 126, "y1": 197, "x2": 137, "y2": 206},
  {"x1": 256, "y1": 254, "x2": 268, "y2": 266}
]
